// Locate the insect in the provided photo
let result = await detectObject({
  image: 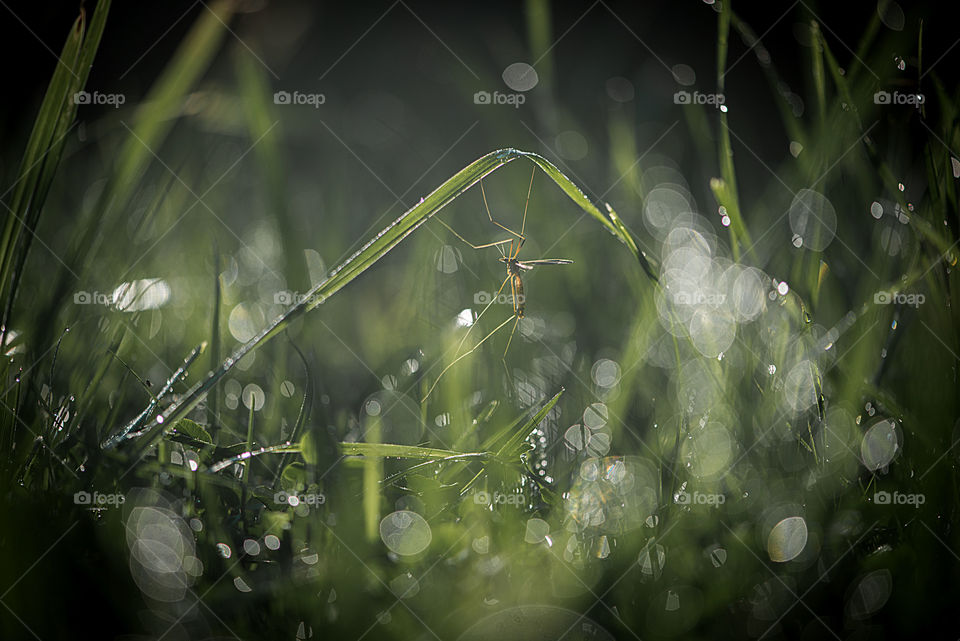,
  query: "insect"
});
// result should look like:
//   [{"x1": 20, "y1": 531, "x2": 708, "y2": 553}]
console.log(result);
[
  {"x1": 424, "y1": 168, "x2": 572, "y2": 399},
  {"x1": 496, "y1": 235, "x2": 573, "y2": 358}
]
